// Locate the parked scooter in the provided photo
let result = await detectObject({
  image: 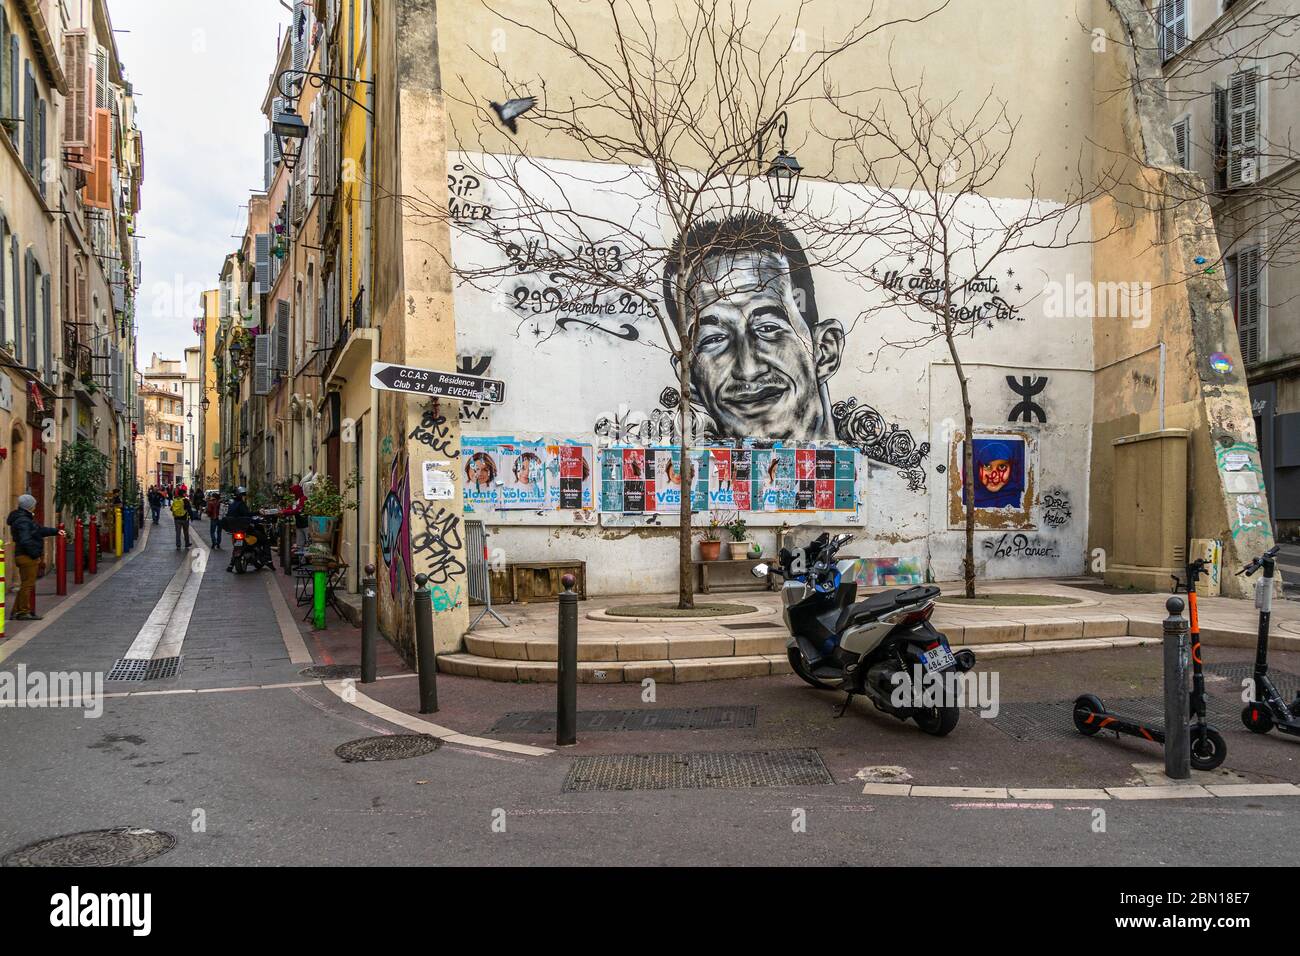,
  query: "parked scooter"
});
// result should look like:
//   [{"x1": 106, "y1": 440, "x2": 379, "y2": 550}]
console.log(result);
[
  {"x1": 1073, "y1": 557, "x2": 1226, "y2": 770},
  {"x1": 1238, "y1": 545, "x2": 1300, "y2": 738},
  {"x1": 754, "y1": 533, "x2": 976, "y2": 736}
]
